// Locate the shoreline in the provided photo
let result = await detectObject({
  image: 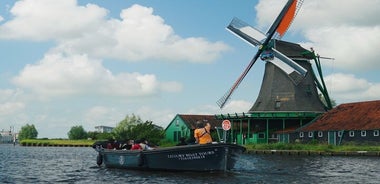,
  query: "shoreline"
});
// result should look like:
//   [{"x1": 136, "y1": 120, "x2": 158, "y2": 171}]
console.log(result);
[{"x1": 246, "y1": 149, "x2": 380, "y2": 156}]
